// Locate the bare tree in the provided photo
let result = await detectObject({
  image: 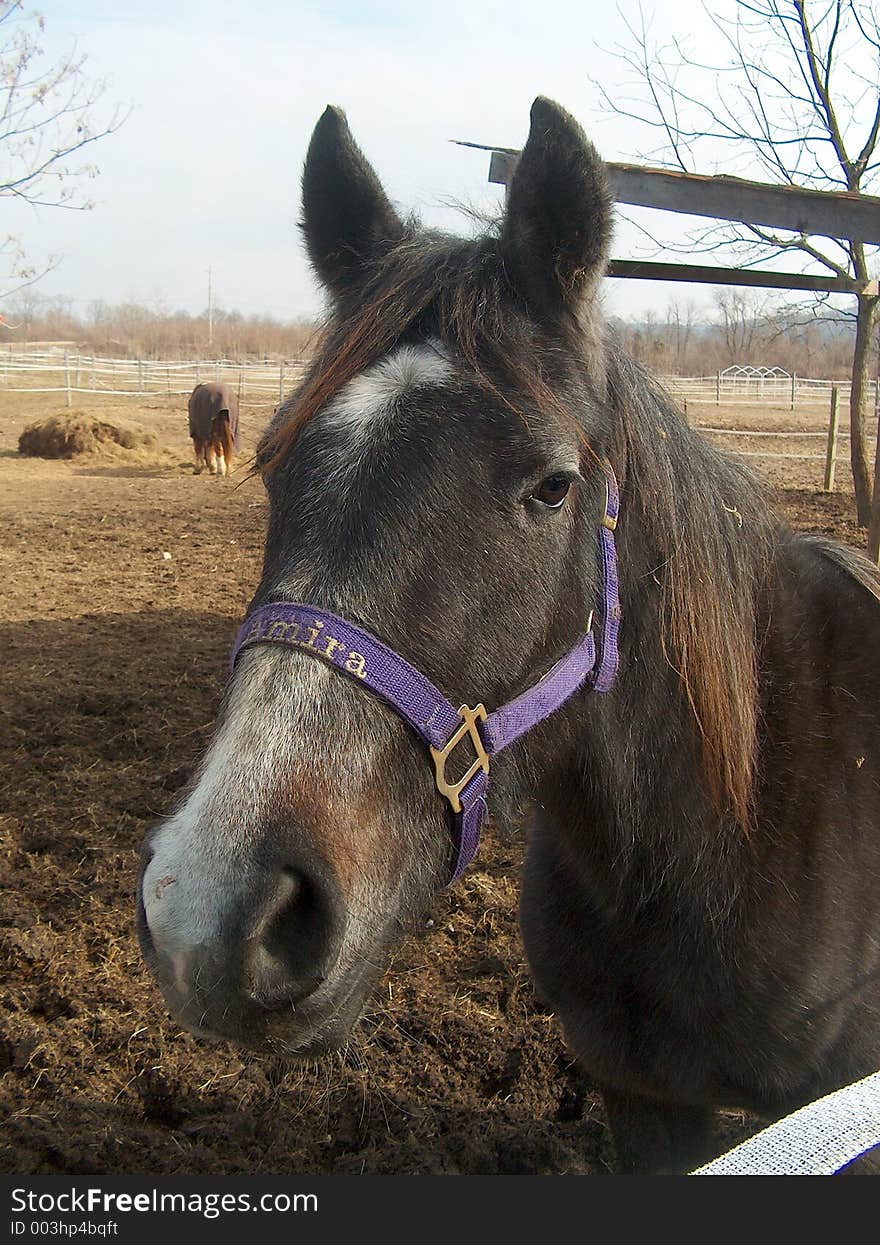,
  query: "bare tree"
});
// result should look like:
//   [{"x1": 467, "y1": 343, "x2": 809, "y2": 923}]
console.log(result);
[
  {"x1": 667, "y1": 297, "x2": 698, "y2": 370},
  {"x1": 597, "y1": 0, "x2": 880, "y2": 543},
  {"x1": 0, "y1": 1, "x2": 126, "y2": 298},
  {"x1": 715, "y1": 290, "x2": 773, "y2": 360}
]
